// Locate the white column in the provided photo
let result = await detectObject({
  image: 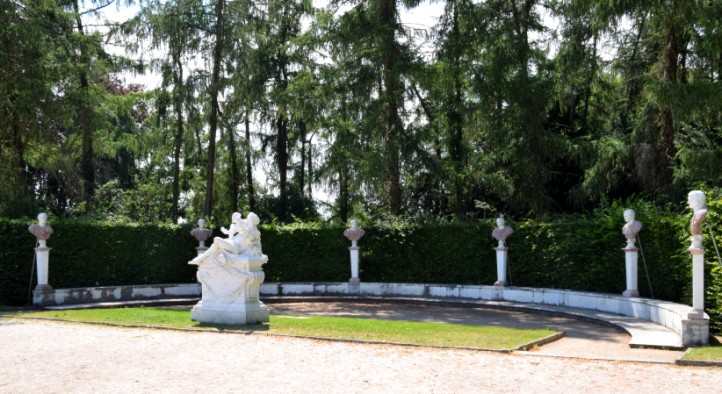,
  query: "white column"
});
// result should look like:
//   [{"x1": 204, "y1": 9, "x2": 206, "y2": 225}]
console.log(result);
[
  {"x1": 495, "y1": 247, "x2": 508, "y2": 286},
  {"x1": 691, "y1": 250, "x2": 705, "y2": 314},
  {"x1": 623, "y1": 247, "x2": 639, "y2": 297},
  {"x1": 349, "y1": 242, "x2": 360, "y2": 285},
  {"x1": 35, "y1": 247, "x2": 50, "y2": 288},
  {"x1": 32, "y1": 245, "x2": 53, "y2": 305}
]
